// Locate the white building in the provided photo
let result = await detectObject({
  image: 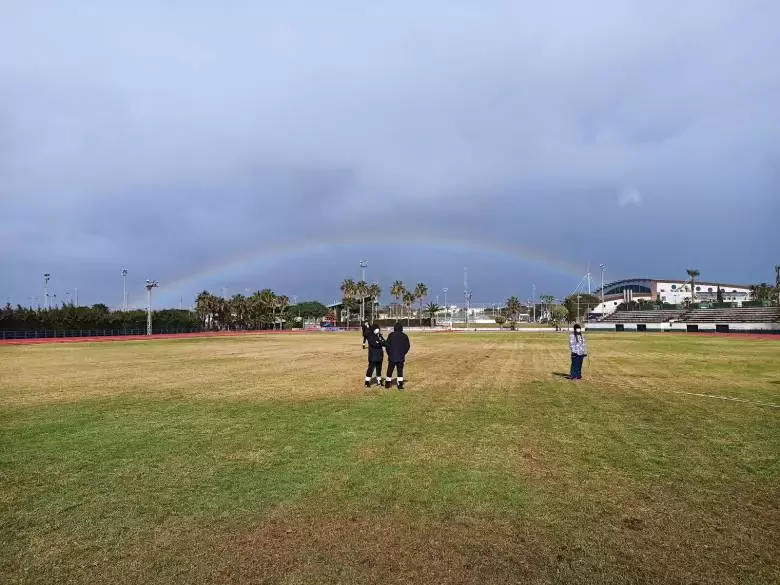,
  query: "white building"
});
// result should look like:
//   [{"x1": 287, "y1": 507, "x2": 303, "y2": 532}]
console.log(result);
[{"x1": 590, "y1": 278, "x2": 752, "y2": 317}]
